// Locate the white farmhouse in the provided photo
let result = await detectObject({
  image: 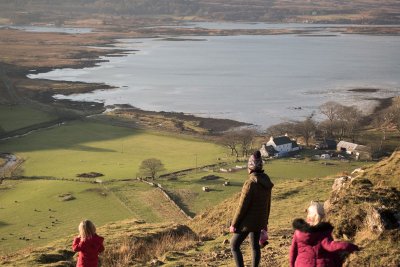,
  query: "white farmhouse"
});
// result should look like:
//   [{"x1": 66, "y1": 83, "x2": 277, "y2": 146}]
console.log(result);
[{"x1": 266, "y1": 136, "x2": 300, "y2": 157}]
